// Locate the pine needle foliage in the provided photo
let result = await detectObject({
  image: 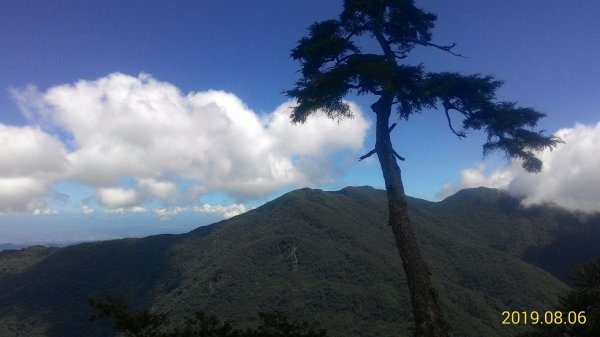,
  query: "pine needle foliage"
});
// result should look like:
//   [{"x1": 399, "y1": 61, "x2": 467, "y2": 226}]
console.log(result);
[
  {"x1": 286, "y1": 0, "x2": 562, "y2": 172},
  {"x1": 89, "y1": 296, "x2": 328, "y2": 337}
]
